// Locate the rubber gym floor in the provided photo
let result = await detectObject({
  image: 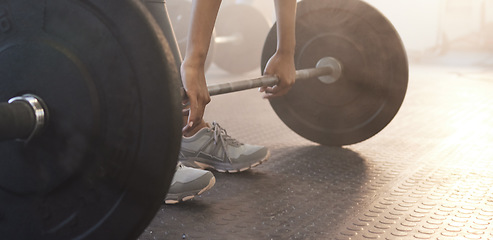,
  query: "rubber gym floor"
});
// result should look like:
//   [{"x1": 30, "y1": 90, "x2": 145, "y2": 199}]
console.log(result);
[{"x1": 139, "y1": 51, "x2": 493, "y2": 240}]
